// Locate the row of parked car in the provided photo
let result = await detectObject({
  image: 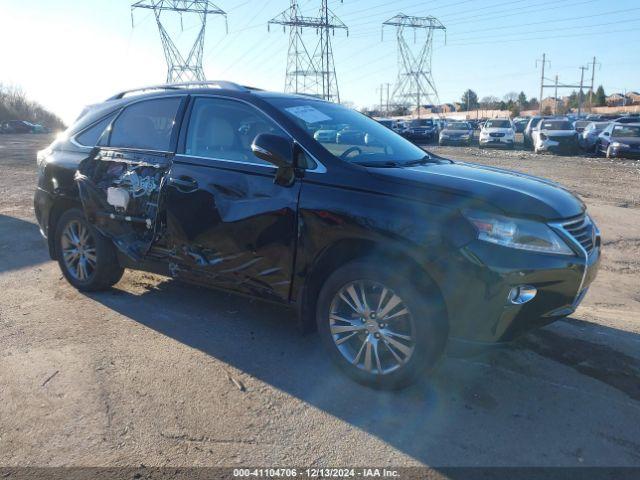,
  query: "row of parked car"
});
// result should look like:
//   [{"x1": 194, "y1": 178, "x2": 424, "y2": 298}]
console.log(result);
[
  {"x1": 365, "y1": 113, "x2": 640, "y2": 159},
  {"x1": 522, "y1": 114, "x2": 640, "y2": 158},
  {"x1": 0, "y1": 120, "x2": 51, "y2": 134}
]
